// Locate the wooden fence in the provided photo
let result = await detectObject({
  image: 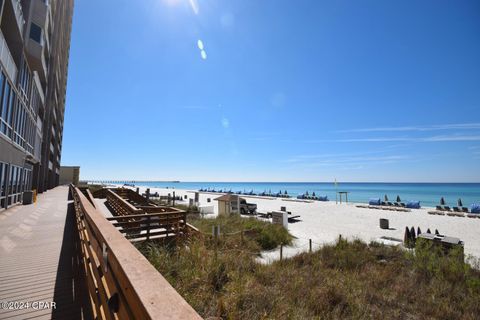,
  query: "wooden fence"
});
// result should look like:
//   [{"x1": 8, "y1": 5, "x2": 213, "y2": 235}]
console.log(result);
[{"x1": 70, "y1": 185, "x2": 201, "y2": 319}]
